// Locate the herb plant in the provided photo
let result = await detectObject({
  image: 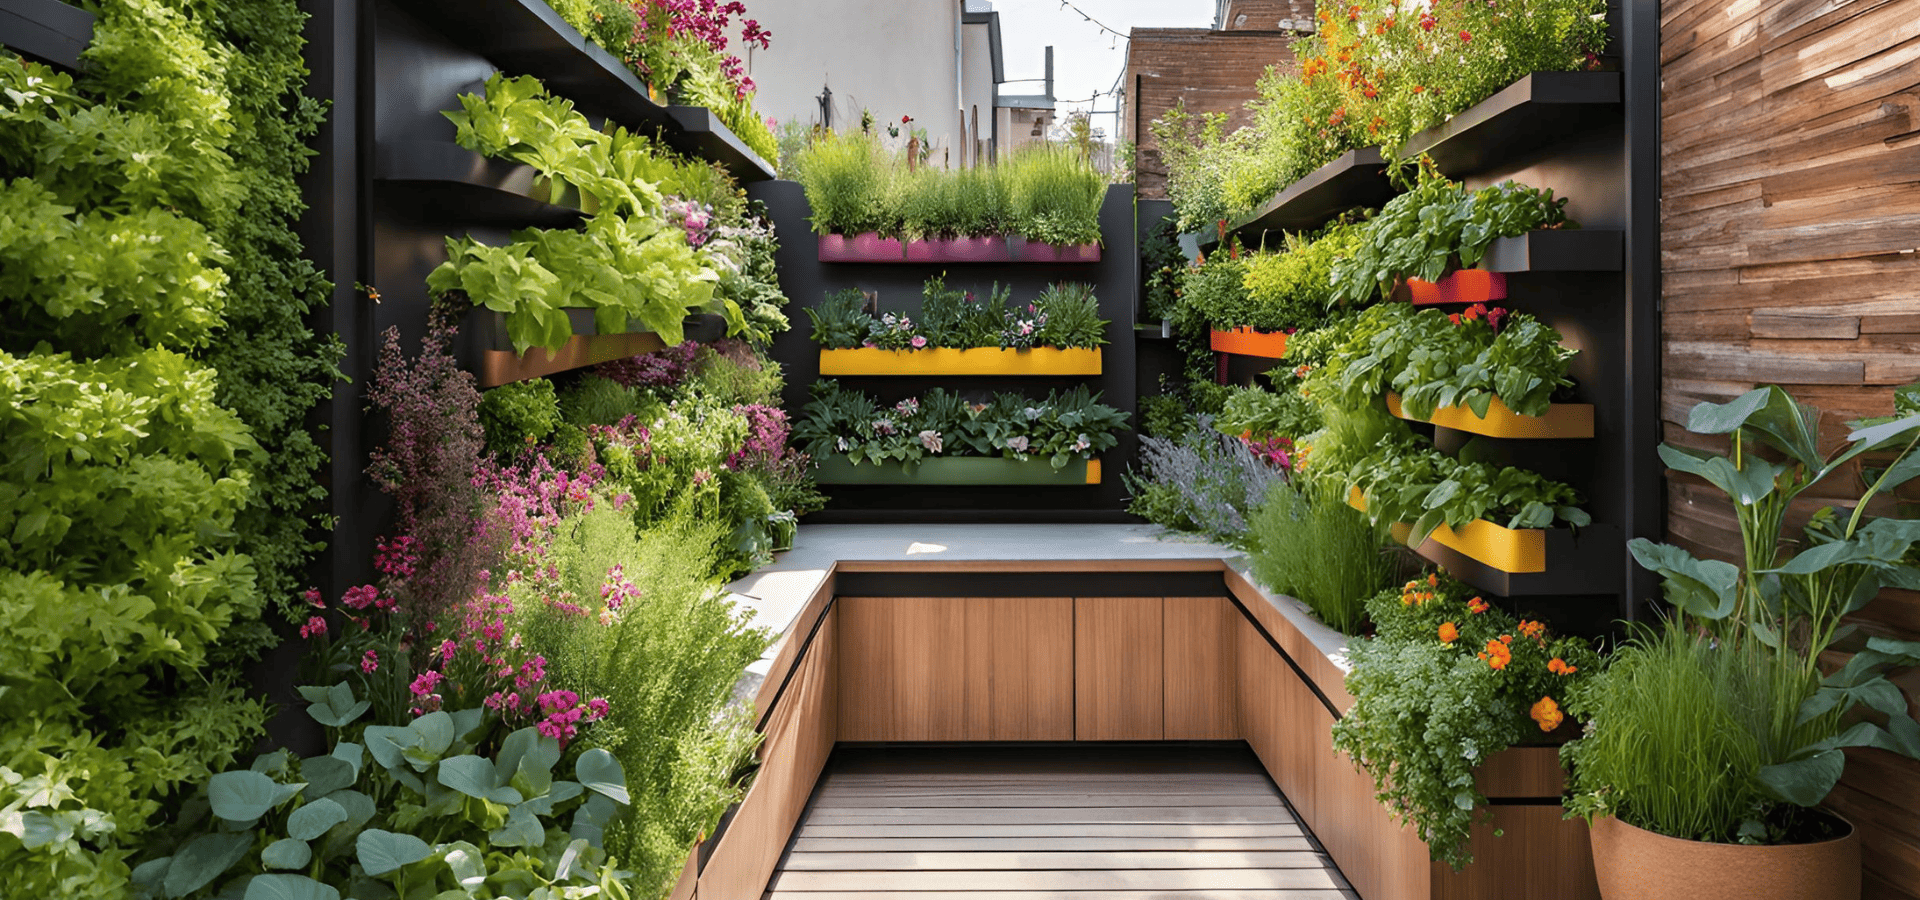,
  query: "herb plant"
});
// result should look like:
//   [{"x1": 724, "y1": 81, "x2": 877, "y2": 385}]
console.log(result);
[
  {"x1": 1342, "y1": 435, "x2": 1591, "y2": 542},
  {"x1": 1313, "y1": 301, "x2": 1576, "y2": 419},
  {"x1": 1332, "y1": 169, "x2": 1574, "y2": 305},
  {"x1": 795, "y1": 381, "x2": 1127, "y2": 471},
  {"x1": 1245, "y1": 478, "x2": 1391, "y2": 635},
  {"x1": 1335, "y1": 574, "x2": 1598, "y2": 868},
  {"x1": 1124, "y1": 421, "x2": 1288, "y2": 543},
  {"x1": 794, "y1": 138, "x2": 1105, "y2": 245},
  {"x1": 806, "y1": 278, "x2": 1107, "y2": 351}
]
